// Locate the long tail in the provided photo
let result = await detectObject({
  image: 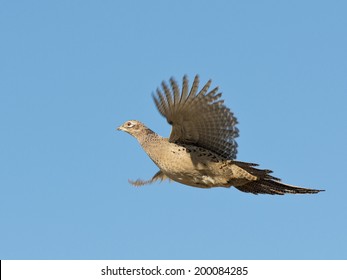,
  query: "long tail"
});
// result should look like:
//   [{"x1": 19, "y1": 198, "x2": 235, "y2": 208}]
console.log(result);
[
  {"x1": 232, "y1": 161, "x2": 324, "y2": 195},
  {"x1": 235, "y1": 179, "x2": 324, "y2": 195}
]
